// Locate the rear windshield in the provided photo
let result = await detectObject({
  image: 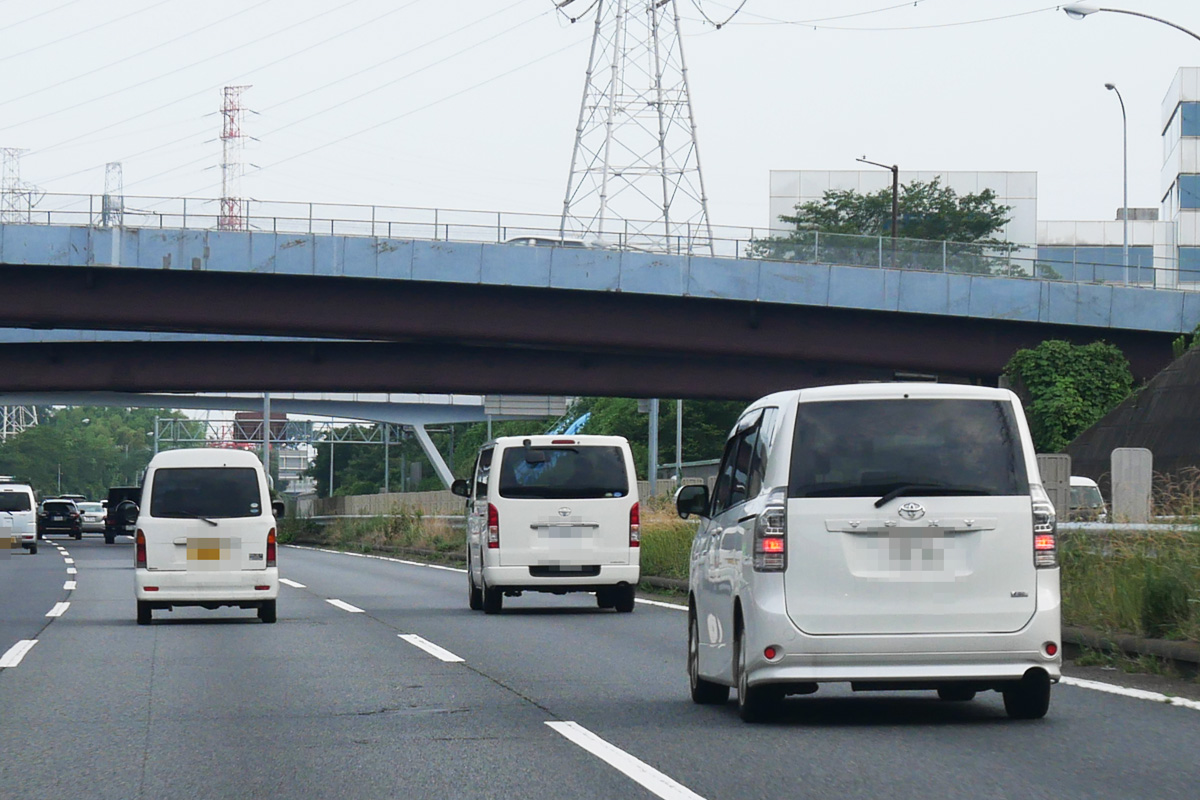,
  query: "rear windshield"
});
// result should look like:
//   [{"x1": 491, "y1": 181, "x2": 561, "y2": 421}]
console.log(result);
[
  {"x1": 789, "y1": 398, "x2": 1029, "y2": 499},
  {"x1": 150, "y1": 467, "x2": 263, "y2": 519},
  {"x1": 43, "y1": 501, "x2": 75, "y2": 513},
  {"x1": 0, "y1": 492, "x2": 31, "y2": 512},
  {"x1": 498, "y1": 445, "x2": 629, "y2": 500}
]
